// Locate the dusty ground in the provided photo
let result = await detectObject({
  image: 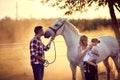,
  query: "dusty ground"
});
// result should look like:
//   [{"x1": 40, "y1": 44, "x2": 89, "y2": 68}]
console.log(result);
[
  {"x1": 0, "y1": 33, "x2": 118, "y2": 80},
  {"x1": 0, "y1": 54, "x2": 118, "y2": 80}
]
